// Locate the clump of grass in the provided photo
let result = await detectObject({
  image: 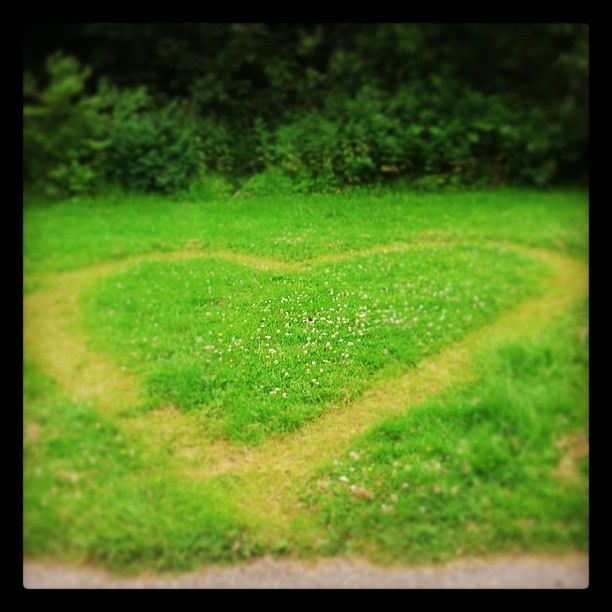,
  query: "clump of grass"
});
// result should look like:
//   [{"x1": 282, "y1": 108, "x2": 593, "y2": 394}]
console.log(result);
[{"x1": 305, "y1": 299, "x2": 588, "y2": 563}]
